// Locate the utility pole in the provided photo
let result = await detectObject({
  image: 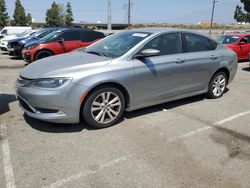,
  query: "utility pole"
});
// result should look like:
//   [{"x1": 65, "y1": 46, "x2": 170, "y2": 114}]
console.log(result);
[
  {"x1": 209, "y1": 0, "x2": 218, "y2": 36},
  {"x1": 128, "y1": 0, "x2": 131, "y2": 29},
  {"x1": 107, "y1": 0, "x2": 112, "y2": 30}
]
